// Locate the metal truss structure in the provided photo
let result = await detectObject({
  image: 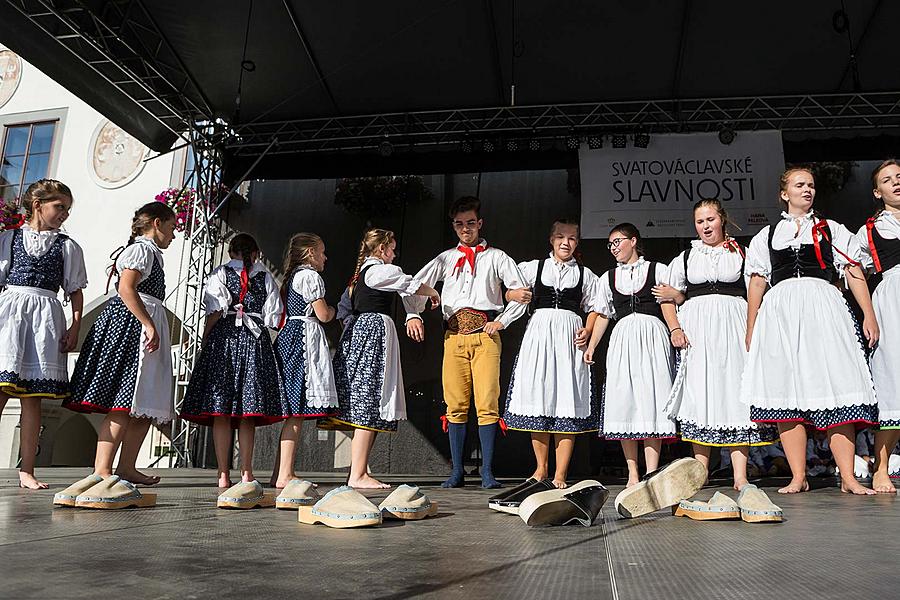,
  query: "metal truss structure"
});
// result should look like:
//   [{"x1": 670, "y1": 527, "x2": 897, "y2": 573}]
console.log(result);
[
  {"x1": 8, "y1": 0, "x2": 900, "y2": 465},
  {"x1": 230, "y1": 92, "x2": 900, "y2": 156}
]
